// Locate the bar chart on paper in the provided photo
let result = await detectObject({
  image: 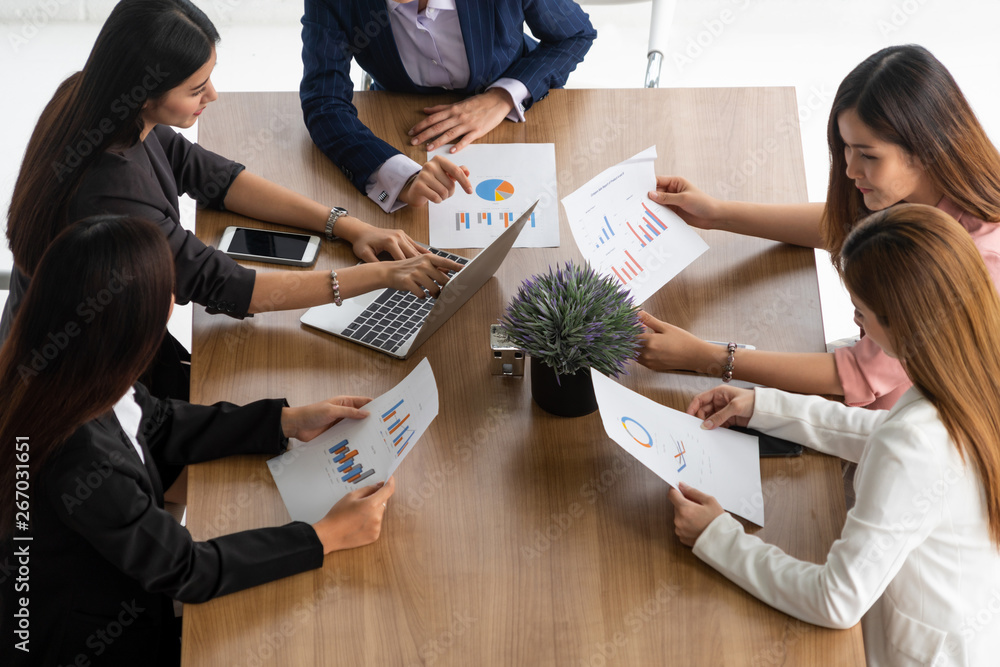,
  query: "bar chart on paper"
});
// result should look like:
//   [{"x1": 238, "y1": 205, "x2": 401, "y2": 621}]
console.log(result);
[
  {"x1": 428, "y1": 143, "x2": 558, "y2": 248},
  {"x1": 267, "y1": 358, "x2": 440, "y2": 523},
  {"x1": 562, "y1": 147, "x2": 709, "y2": 304},
  {"x1": 328, "y1": 439, "x2": 375, "y2": 484},
  {"x1": 381, "y1": 398, "x2": 416, "y2": 457}
]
